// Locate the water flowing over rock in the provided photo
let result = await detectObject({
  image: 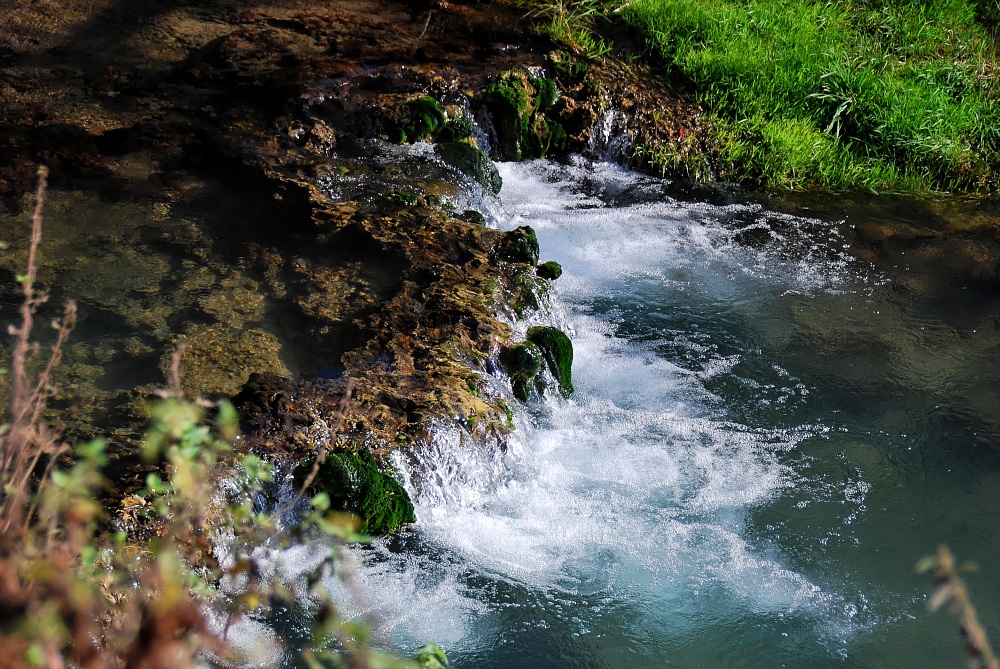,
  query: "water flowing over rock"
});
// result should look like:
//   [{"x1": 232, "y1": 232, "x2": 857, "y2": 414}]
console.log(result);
[{"x1": 0, "y1": 0, "x2": 715, "y2": 524}]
